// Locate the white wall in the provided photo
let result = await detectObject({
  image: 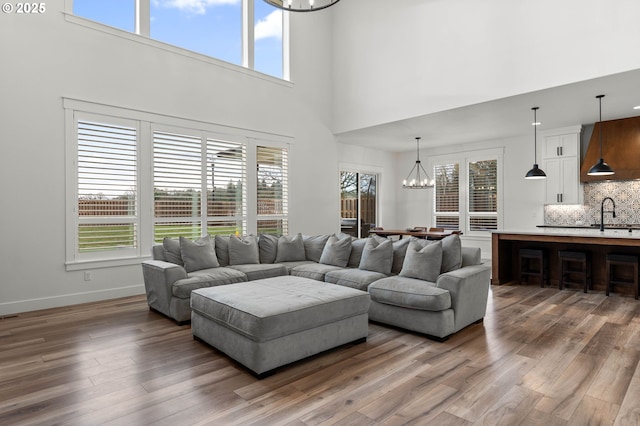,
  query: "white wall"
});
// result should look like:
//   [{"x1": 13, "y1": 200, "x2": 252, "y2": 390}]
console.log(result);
[
  {"x1": 332, "y1": 0, "x2": 640, "y2": 133},
  {"x1": 0, "y1": 1, "x2": 338, "y2": 315}
]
